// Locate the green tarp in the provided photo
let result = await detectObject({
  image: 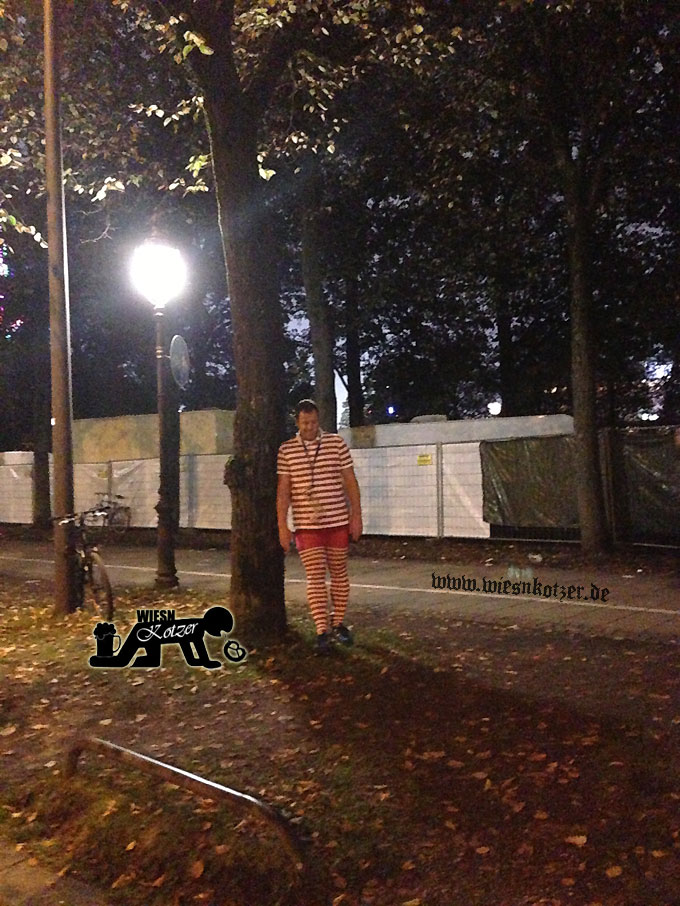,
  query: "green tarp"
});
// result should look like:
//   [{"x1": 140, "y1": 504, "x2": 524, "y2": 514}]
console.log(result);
[
  {"x1": 481, "y1": 435, "x2": 578, "y2": 528},
  {"x1": 481, "y1": 427, "x2": 680, "y2": 541}
]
